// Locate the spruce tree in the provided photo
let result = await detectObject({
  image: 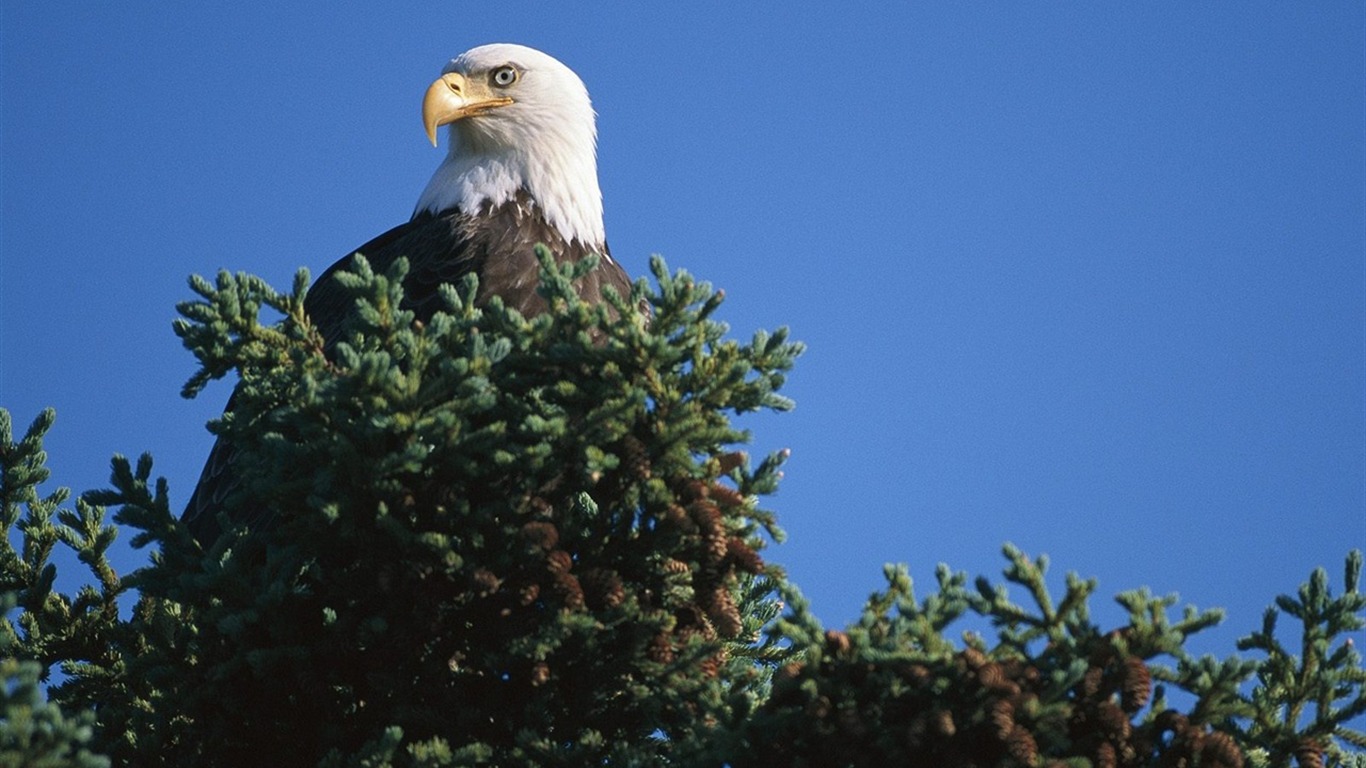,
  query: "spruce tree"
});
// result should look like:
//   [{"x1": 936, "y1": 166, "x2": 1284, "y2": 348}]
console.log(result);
[
  {"x1": 0, "y1": 255, "x2": 1361, "y2": 766},
  {"x1": 727, "y1": 548, "x2": 1365, "y2": 768}
]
